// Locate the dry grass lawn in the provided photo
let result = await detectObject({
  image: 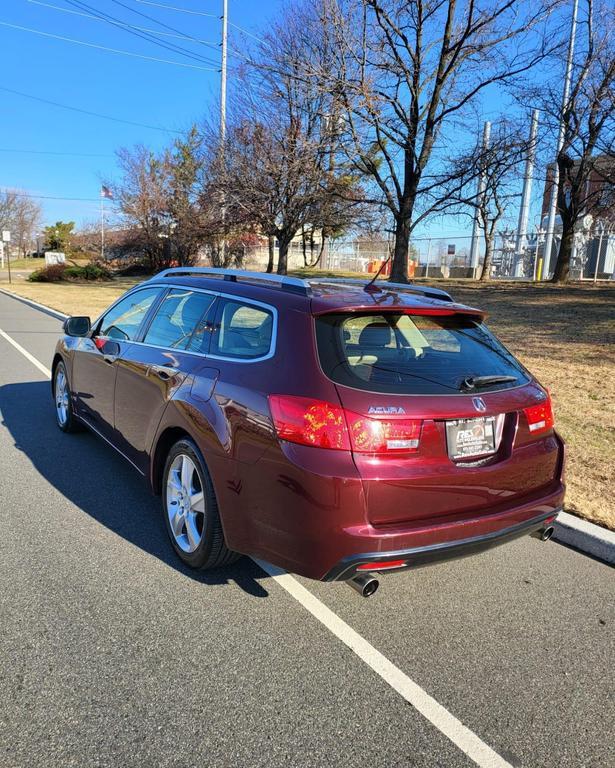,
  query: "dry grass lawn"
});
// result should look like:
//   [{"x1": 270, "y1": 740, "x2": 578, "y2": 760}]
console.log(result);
[{"x1": 2, "y1": 275, "x2": 613, "y2": 530}]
